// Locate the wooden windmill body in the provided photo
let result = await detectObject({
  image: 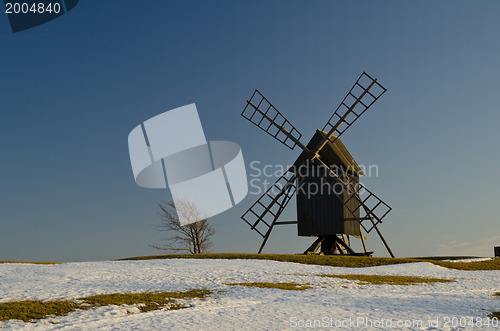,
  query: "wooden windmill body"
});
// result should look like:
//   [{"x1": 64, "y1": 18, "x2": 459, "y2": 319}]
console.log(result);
[{"x1": 240, "y1": 72, "x2": 394, "y2": 257}]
